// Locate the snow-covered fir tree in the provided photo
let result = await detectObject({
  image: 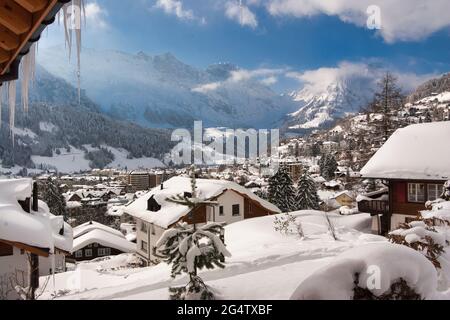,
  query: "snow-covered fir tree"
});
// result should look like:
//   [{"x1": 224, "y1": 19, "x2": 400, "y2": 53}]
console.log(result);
[
  {"x1": 319, "y1": 154, "x2": 338, "y2": 181},
  {"x1": 39, "y1": 178, "x2": 67, "y2": 219},
  {"x1": 156, "y1": 222, "x2": 231, "y2": 300},
  {"x1": 295, "y1": 171, "x2": 321, "y2": 210},
  {"x1": 156, "y1": 165, "x2": 231, "y2": 300},
  {"x1": 267, "y1": 166, "x2": 296, "y2": 212}
]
